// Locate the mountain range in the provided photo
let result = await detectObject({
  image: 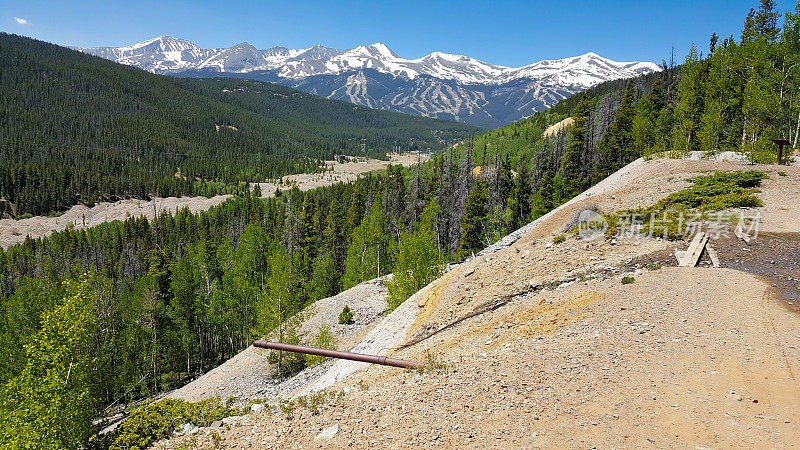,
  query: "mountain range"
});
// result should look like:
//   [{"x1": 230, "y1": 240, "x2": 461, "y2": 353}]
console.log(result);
[{"x1": 77, "y1": 36, "x2": 662, "y2": 127}]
